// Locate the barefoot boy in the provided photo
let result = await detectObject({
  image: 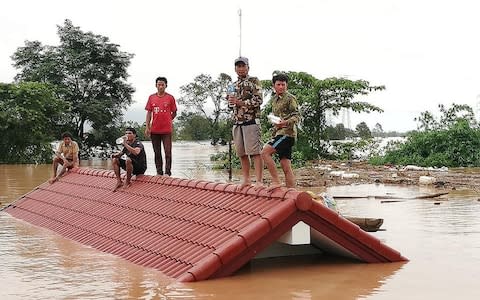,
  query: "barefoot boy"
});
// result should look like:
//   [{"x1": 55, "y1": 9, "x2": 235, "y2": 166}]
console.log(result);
[
  {"x1": 49, "y1": 132, "x2": 79, "y2": 183},
  {"x1": 261, "y1": 73, "x2": 300, "y2": 189}
]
